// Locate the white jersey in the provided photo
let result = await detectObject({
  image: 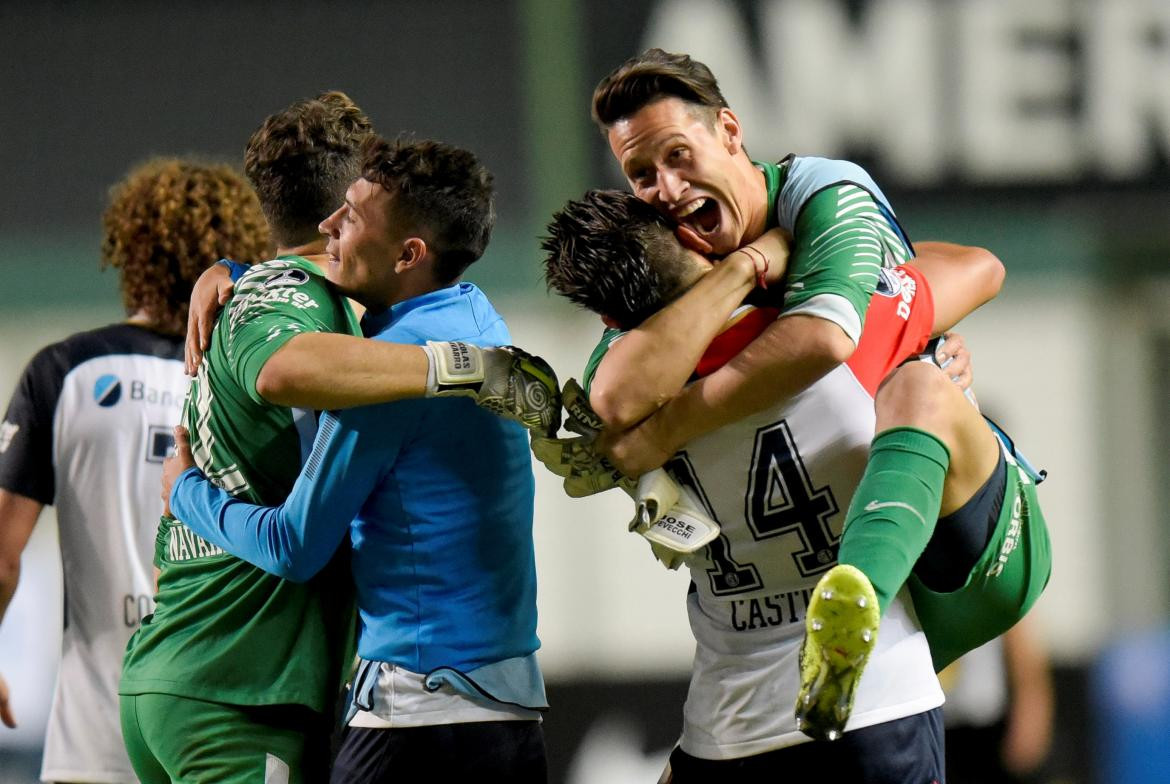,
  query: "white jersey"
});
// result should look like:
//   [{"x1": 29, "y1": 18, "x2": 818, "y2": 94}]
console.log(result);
[
  {"x1": 669, "y1": 265, "x2": 945, "y2": 760},
  {"x1": 0, "y1": 323, "x2": 185, "y2": 783}
]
